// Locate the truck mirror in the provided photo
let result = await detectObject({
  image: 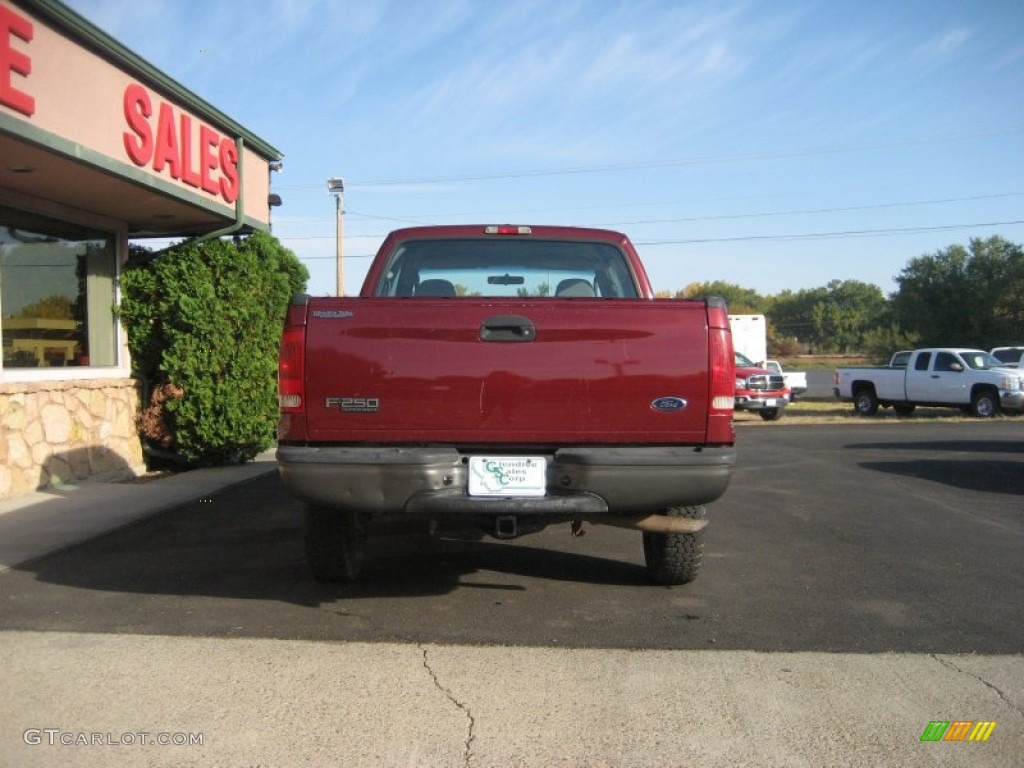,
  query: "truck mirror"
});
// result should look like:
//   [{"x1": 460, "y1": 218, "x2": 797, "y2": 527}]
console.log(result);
[{"x1": 488, "y1": 274, "x2": 525, "y2": 285}]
